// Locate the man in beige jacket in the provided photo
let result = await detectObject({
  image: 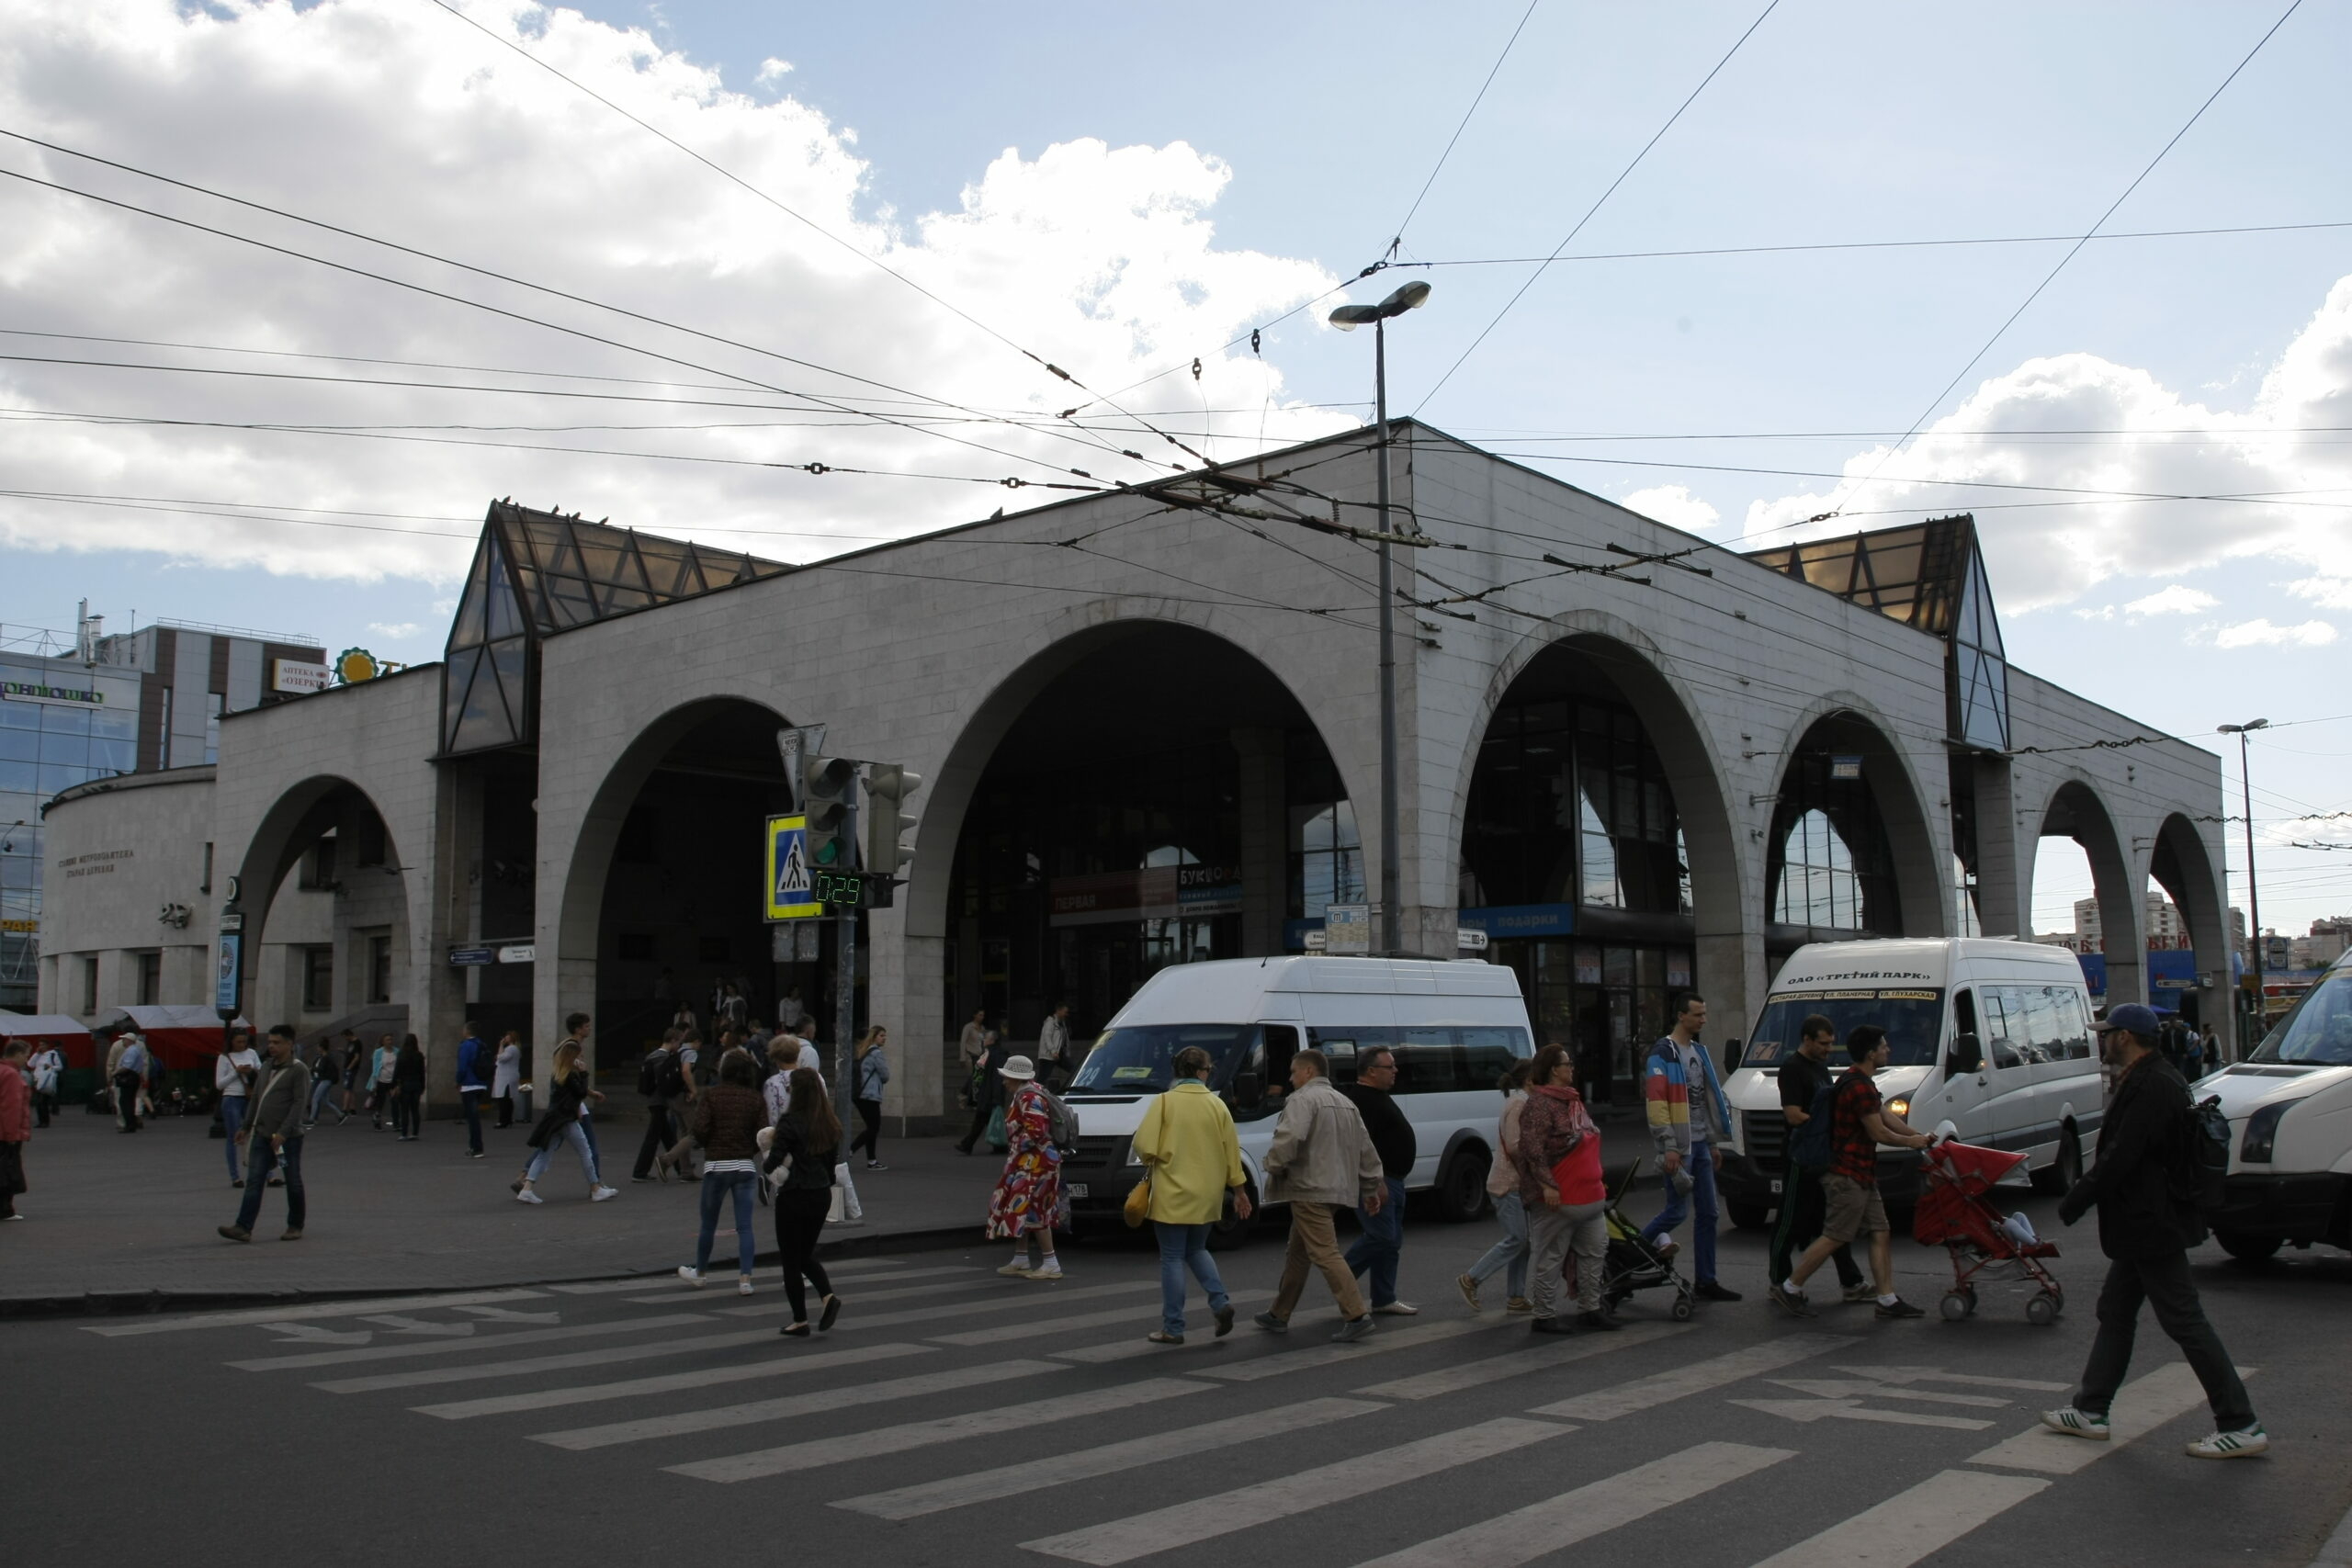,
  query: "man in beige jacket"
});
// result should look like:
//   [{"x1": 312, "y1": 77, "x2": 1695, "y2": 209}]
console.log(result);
[{"x1": 1255, "y1": 1049, "x2": 1386, "y2": 1342}]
